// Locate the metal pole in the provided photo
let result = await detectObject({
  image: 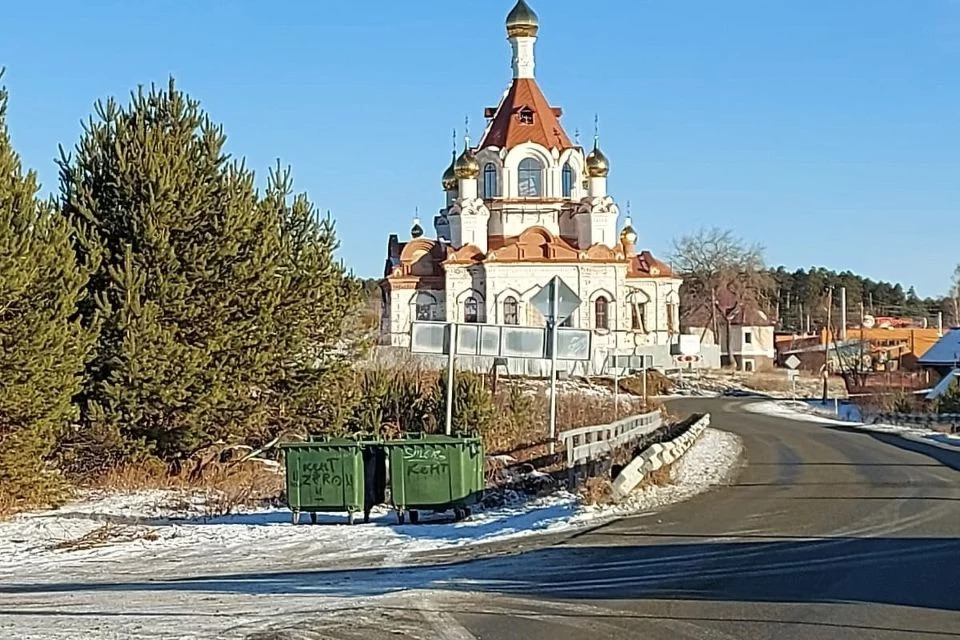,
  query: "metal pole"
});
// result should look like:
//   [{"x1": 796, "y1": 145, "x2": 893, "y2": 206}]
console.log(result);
[
  {"x1": 840, "y1": 287, "x2": 847, "y2": 341},
  {"x1": 549, "y1": 280, "x2": 560, "y2": 452},
  {"x1": 613, "y1": 356, "x2": 619, "y2": 422},
  {"x1": 938, "y1": 311, "x2": 944, "y2": 337},
  {"x1": 445, "y1": 323, "x2": 457, "y2": 436},
  {"x1": 642, "y1": 359, "x2": 648, "y2": 408},
  {"x1": 823, "y1": 288, "x2": 832, "y2": 403}
]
